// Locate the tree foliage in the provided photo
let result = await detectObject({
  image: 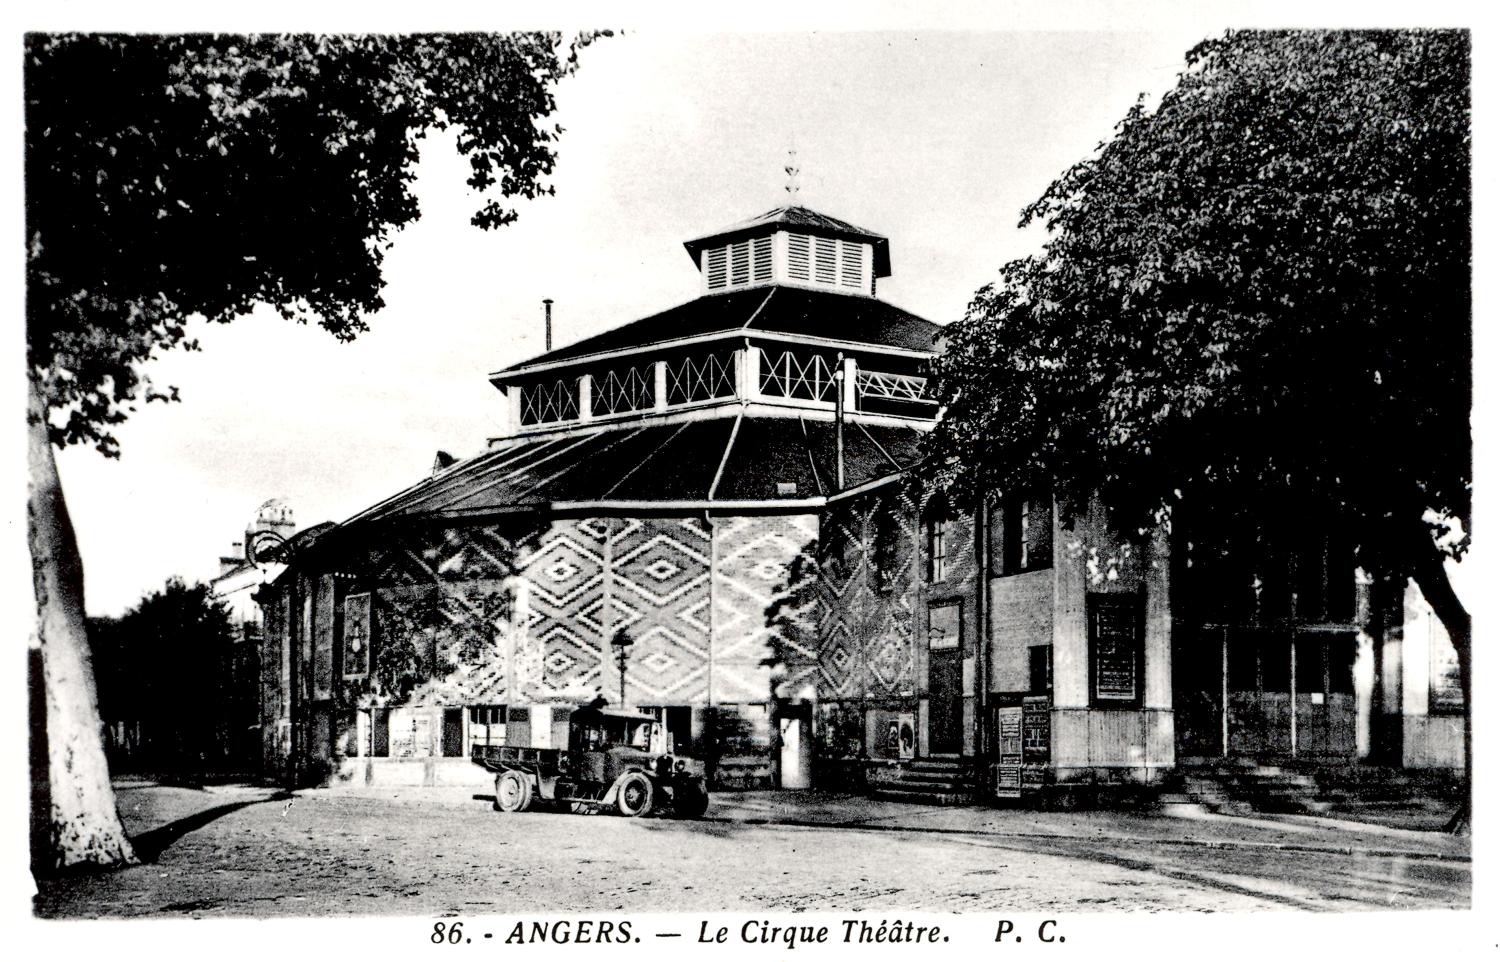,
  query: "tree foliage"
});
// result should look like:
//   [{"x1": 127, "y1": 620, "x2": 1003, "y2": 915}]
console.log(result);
[
  {"x1": 26, "y1": 32, "x2": 605, "y2": 455},
  {"x1": 88, "y1": 578, "x2": 239, "y2": 772},
  {"x1": 924, "y1": 30, "x2": 1469, "y2": 586}
]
